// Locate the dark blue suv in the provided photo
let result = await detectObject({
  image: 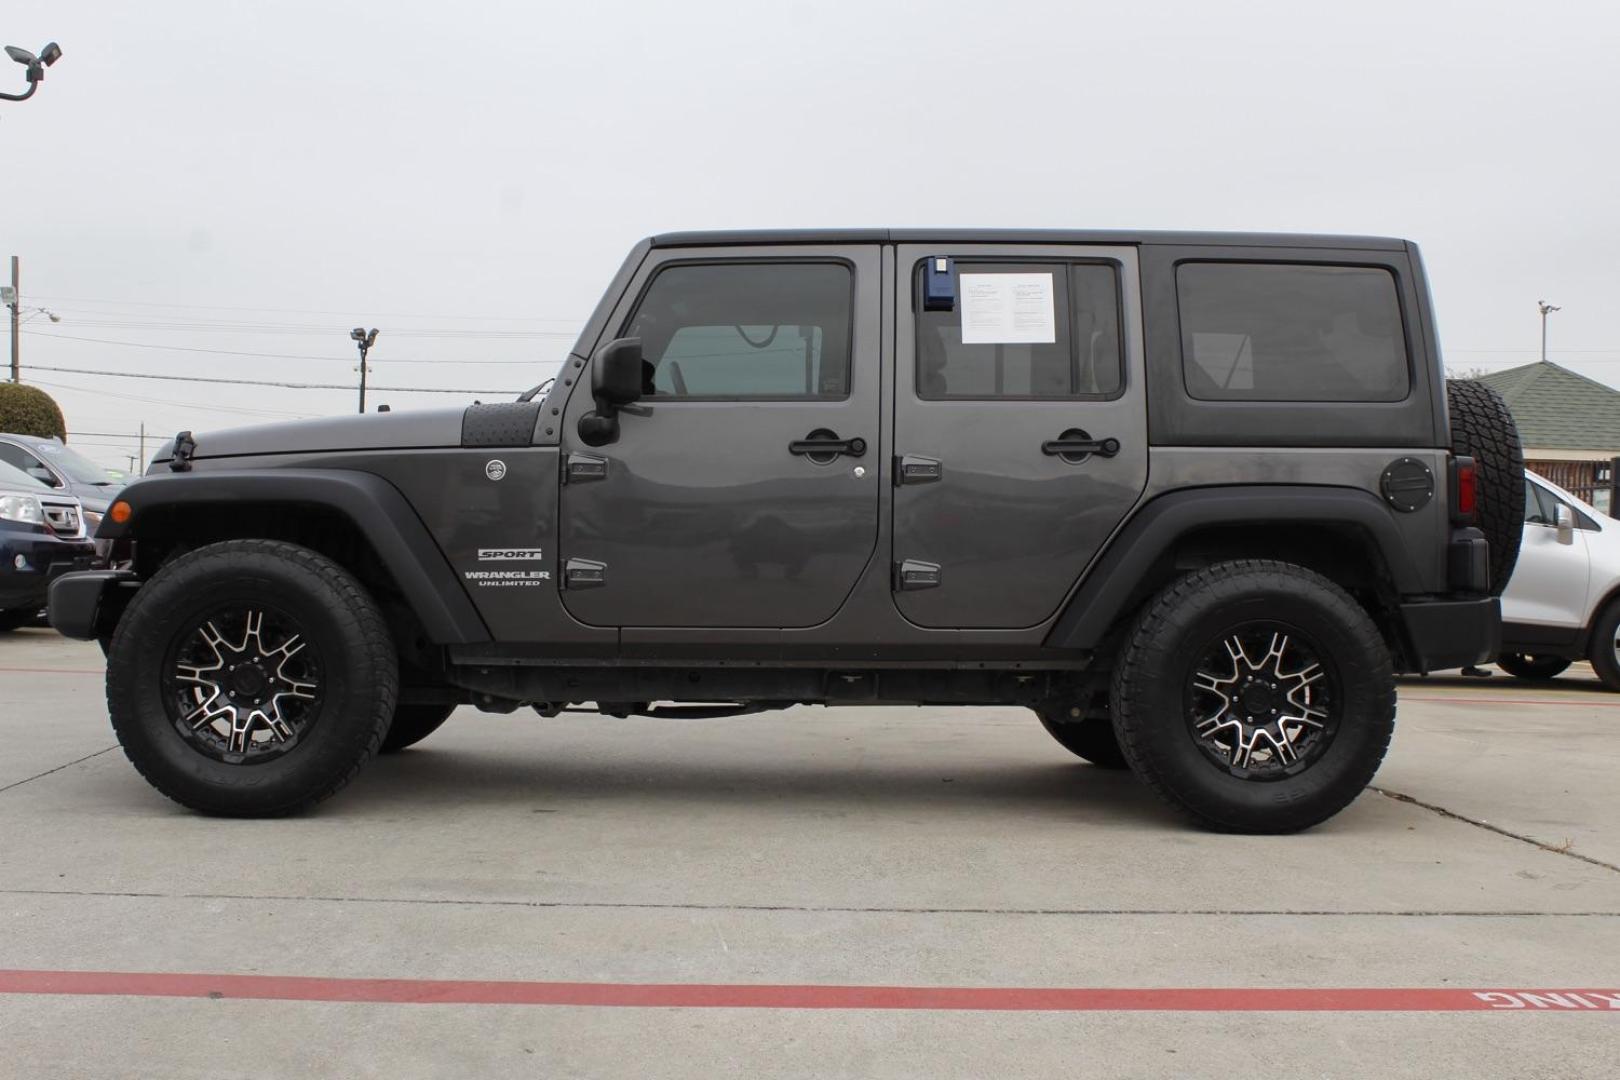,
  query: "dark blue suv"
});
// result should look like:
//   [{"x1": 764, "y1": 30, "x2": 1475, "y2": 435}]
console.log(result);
[{"x1": 0, "y1": 459, "x2": 96, "y2": 631}]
